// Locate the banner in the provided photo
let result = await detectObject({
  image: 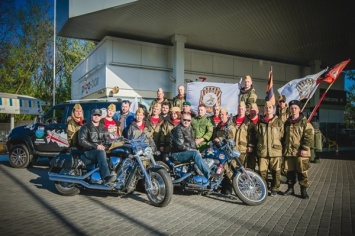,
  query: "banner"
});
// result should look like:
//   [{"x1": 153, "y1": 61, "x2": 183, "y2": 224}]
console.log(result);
[
  {"x1": 277, "y1": 68, "x2": 328, "y2": 105},
  {"x1": 186, "y1": 82, "x2": 240, "y2": 116},
  {"x1": 318, "y1": 59, "x2": 350, "y2": 84}
]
